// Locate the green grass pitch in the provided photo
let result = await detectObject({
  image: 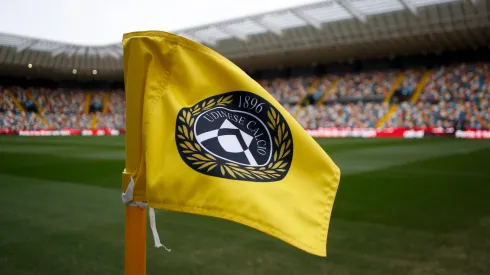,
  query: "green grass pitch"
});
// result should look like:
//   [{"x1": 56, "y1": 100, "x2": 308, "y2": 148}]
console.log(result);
[{"x1": 0, "y1": 136, "x2": 489, "y2": 275}]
